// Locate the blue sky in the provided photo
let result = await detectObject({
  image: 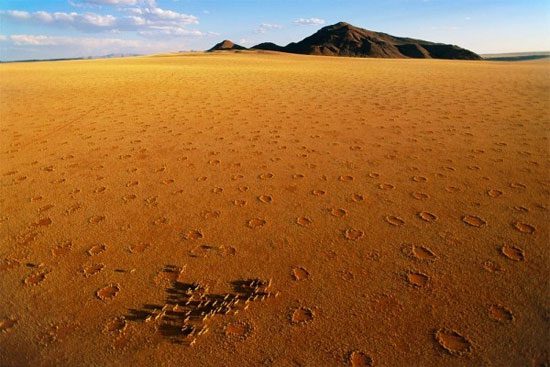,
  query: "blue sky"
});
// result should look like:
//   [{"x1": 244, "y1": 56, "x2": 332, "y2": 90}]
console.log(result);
[{"x1": 1, "y1": 0, "x2": 549, "y2": 61}]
